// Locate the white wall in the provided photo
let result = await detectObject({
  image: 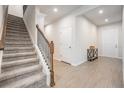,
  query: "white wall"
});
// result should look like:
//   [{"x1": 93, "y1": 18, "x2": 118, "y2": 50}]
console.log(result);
[
  {"x1": 45, "y1": 6, "x2": 99, "y2": 66},
  {"x1": 8, "y1": 5, "x2": 23, "y2": 17},
  {"x1": 98, "y1": 22, "x2": 122, "y2": 59},
  {"x1": 23, "y1": 5, "x2": 37, "y2": 45},
  {"x1": 75, "y1": 16, "x2": 97, "y2": 63},
  {"x1": 45, "y1": 14, "x2": 75, "y2": 64}
]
